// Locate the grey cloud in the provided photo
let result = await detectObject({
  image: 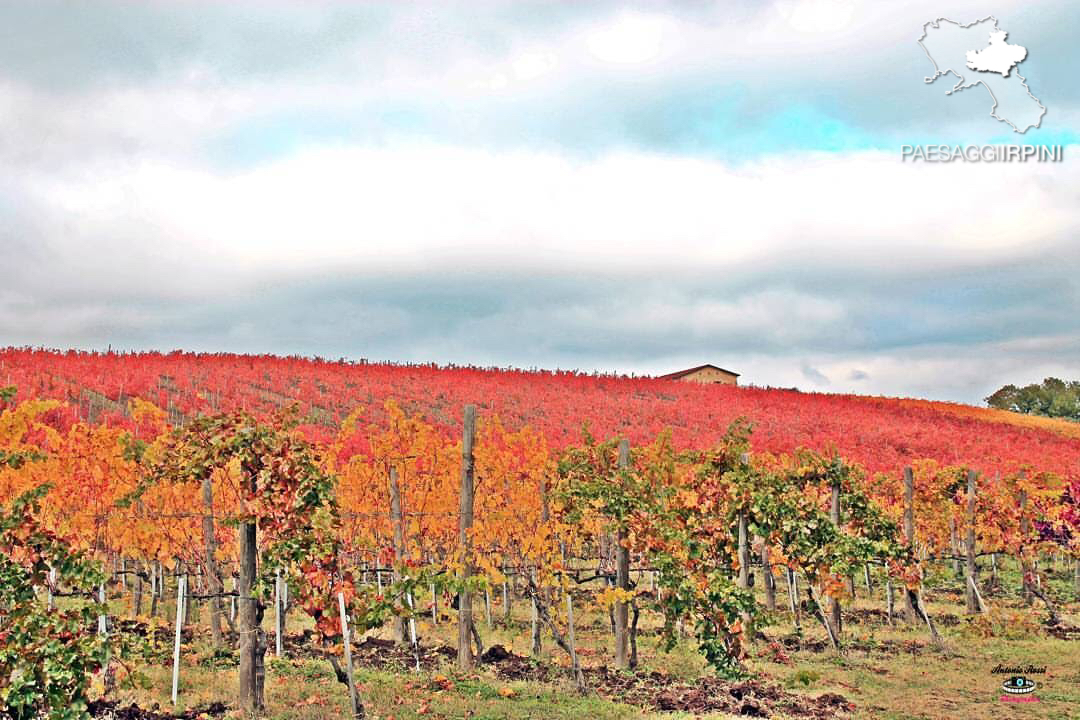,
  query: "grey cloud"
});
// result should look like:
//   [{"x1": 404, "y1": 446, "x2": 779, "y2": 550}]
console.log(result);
[
  {"x1": 0, "y1": 2, "x2": 392, "y2": 90},
  {"x1": 801, "y1": 364, "x2": 830, "y2": 386},
  {"x1": 1, "y1": 0, "x2": 1076, "y2": 173},
  {"x1": 5, "y1": 246, "x2": 1079, "y2": 403}
]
